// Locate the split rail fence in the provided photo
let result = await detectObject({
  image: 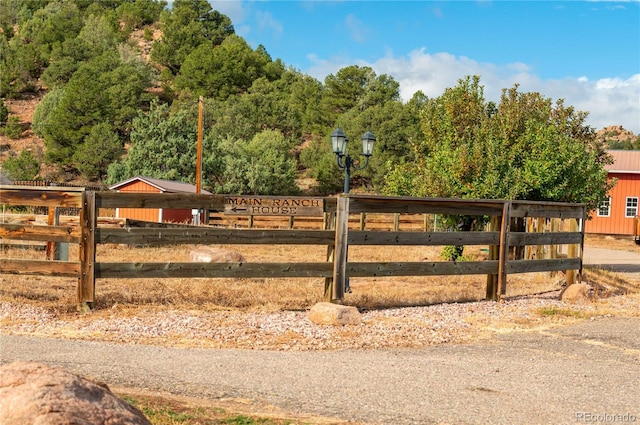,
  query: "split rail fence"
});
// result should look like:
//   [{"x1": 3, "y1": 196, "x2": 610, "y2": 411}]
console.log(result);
[{"x1": 0, "y1": 186, "x2": 586, "y2": 309}]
